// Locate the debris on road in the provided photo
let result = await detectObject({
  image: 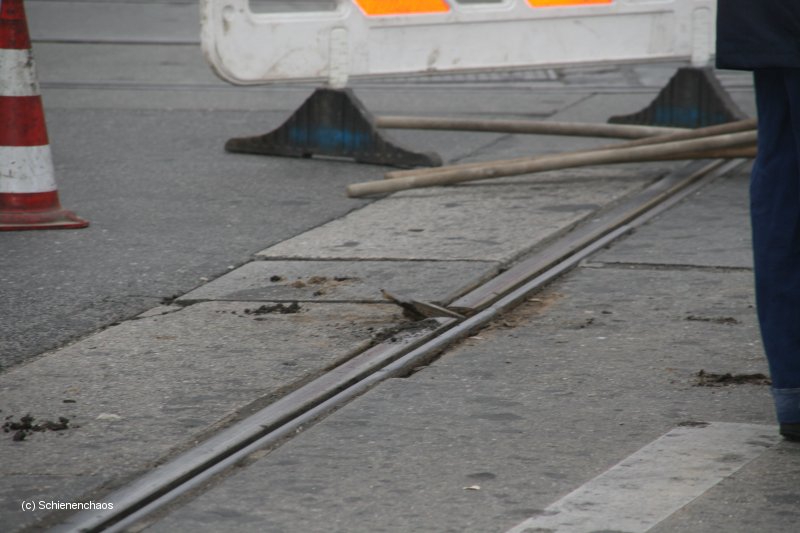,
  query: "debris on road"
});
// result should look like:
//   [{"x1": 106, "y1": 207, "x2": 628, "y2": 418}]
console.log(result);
[{"x1": 3, "y1": 414, "x2": 71, "y2": 441}]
